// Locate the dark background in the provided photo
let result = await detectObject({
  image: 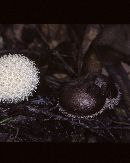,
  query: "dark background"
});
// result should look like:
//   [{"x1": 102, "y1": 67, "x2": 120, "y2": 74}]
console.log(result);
[{"x1": 0, "y1": 24, "x2": 129, "y2": 142}]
